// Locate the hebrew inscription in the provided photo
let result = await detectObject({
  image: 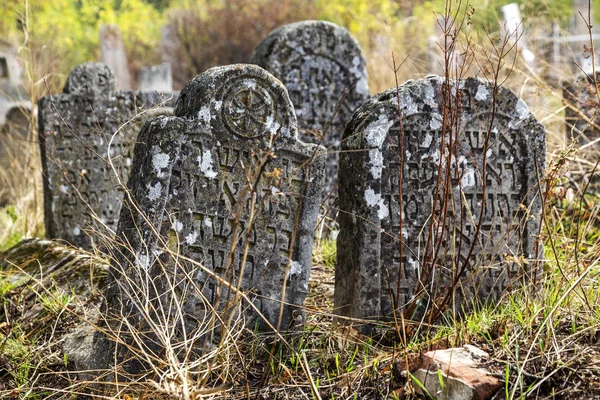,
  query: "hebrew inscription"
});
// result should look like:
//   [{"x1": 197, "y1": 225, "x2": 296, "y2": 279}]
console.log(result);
[
  {"x1": 336, "y1": 76, "x2": 546, "y2": 326},
  {"x1": 39, "y1": 62, "x2": 178, "y2": 249},
  {"x1": 112, "y1": 64, "x2": 325, "y2": 350},
  {"x1": 252, "y1": 21, "x2": 369, "y2": 222}
]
